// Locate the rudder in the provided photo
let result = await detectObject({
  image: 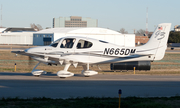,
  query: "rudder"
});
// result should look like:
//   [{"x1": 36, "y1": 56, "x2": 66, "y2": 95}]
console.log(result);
[{"x1": 140, "y1": 23, "x2": 171, "y2": 60}]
